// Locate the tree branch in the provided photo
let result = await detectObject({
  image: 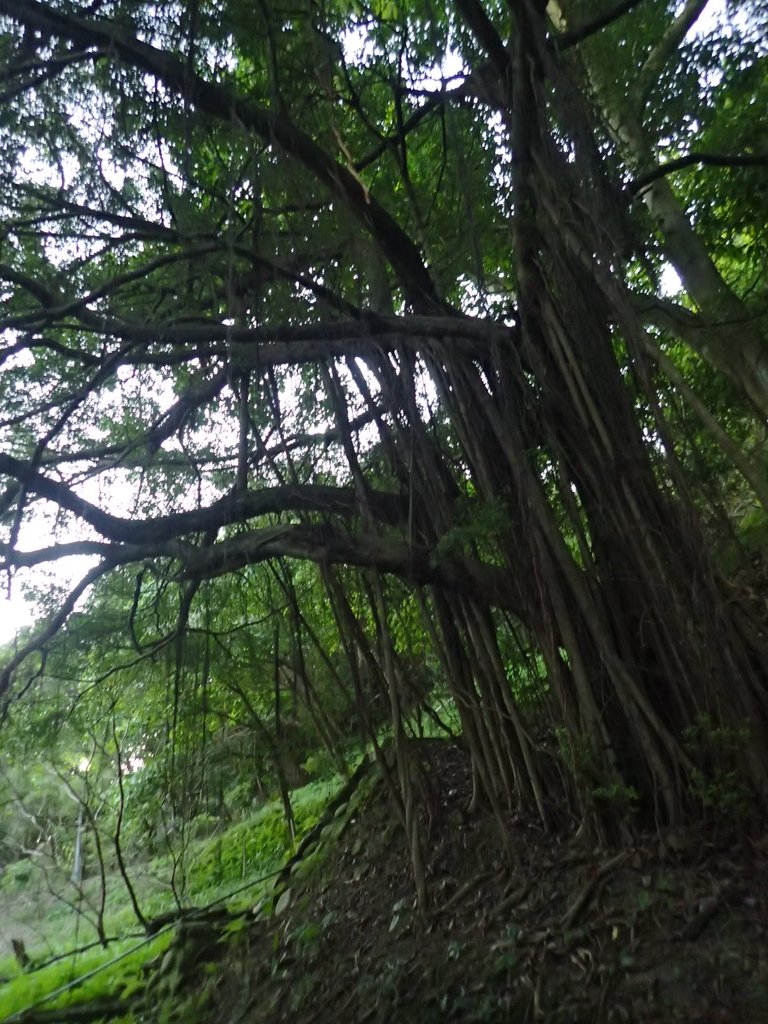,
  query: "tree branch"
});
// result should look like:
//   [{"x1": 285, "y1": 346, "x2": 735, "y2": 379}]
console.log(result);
[
  {"x1": 0, "y1": 0, "x2": 444, "y2": 313},
  {"x1": 0, "y1": 251, "x2": 512, "y2": 365},
  {"x1": 454, "y1": 0, "x2": 511, "y2": 87},
  {"x1": 19, "y1": 189, "x2": 179, "y2": 242},
  {"x1": 0, "y1": 47, "x2": 104, "y2": 103},
  {"x1": 628, "y1": 152, "x2": 768, "y2": 196},
  {"x1": 0, "y1": 245, "x2": 224, "y2": 330},
  {"x1": 0, "y1": 458, "x2": 408, "y2": 543},
  {"x1": 636, "y1": 0, "x2": 710, "y2": 111},
  {"x1": 0, "y1": 561, "x2": 112, "y2": 706},
  {"x1": 0, "y1": 515, "x2": 527, "y2": 702},
  {"x1": 0, "y1": 539, "x2": 161, "y2": 568},
  {"x1": 179, "y1": 522, "x2": 524, "y2": 612},
  {"x1": 555, "y1": 0, "x2": 648, "y2": 51},
  {"x1": 21, "y1": 407, "x2": 379, "y2": 472}
]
